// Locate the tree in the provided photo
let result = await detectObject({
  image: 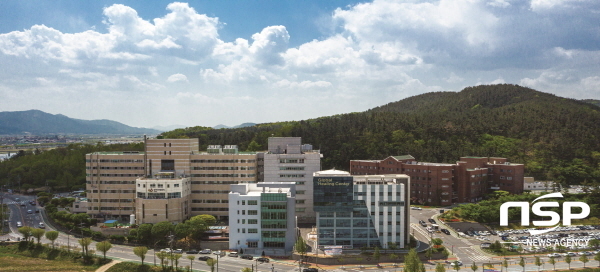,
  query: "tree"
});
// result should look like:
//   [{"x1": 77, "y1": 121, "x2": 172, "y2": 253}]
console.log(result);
[
  {"x1": 580, "y1": 254, "x2": 589, "y2": 268},
  {"x1": 453, "y1": 262, "x2": 461, "y2": 272},
  {"x1": 18, "y1": 226, "x2": 33, "y2": 242},
  {"x1": 565, "y1": 255, "x2": 572, "y2": 269},
  {"x1": 137, "y1": 224, "x2": 153, "y2": 246},
  {"x1": 436, "y1": 262, "x2": 446, "y2": 272},
  {"x1": 405, "y1": 249, "x2": 423, "y2": 272},
  {"x1": 295, "y1": 236, "x2": 308, "y2": 270},
  {"x1": 151, "y1": 221, "x2": 174, "y2": 244},
  {"x1": 594, "y1": 252, "x2": 600, "y2": 267},
  {"x1": 31, "y1": 228, "x2": 45, "y2": 244},
  {"x1": 471, "y1": 262, "x2": 479, "y2": 272},
  {"x1": 206, "y1": 258, "x2": 218, "y2": 272},
  {"x1": 172, "y1": 253, "x2": 183, "y2": 271},
  {"x1": 518, "y1": 257, "x2": 526, "y2": 272},
  {"x1": 133, "y1": 246, "x2": 148, "y2": 266},
  {"x1": 426, "y1": 248, "x2": 433, "y2": 261},
  {"x1": 45, "y1": 231, "x2": 59, "y2": 249},
  {"x1": 534, "y1": 256, "x2": 543, "y2": 271},
  {"x1": 187, "y1": 255, "x2": 195, "y2": 272},
  {"x1": 548, "y1": 256, "x2": 556, "y2": 271},
  {"x1": 374, "y1": 247, "x2": 381, "y2": 263},
  {"x1": 78, "y1": 237, "x2": 92, "y2": 256},
  {"x1": 156, "y1": 252, "x2": 168, "y2": 270},
  {"x1": 96, "y1": 240, "x2": 113, "y2": 260}
]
